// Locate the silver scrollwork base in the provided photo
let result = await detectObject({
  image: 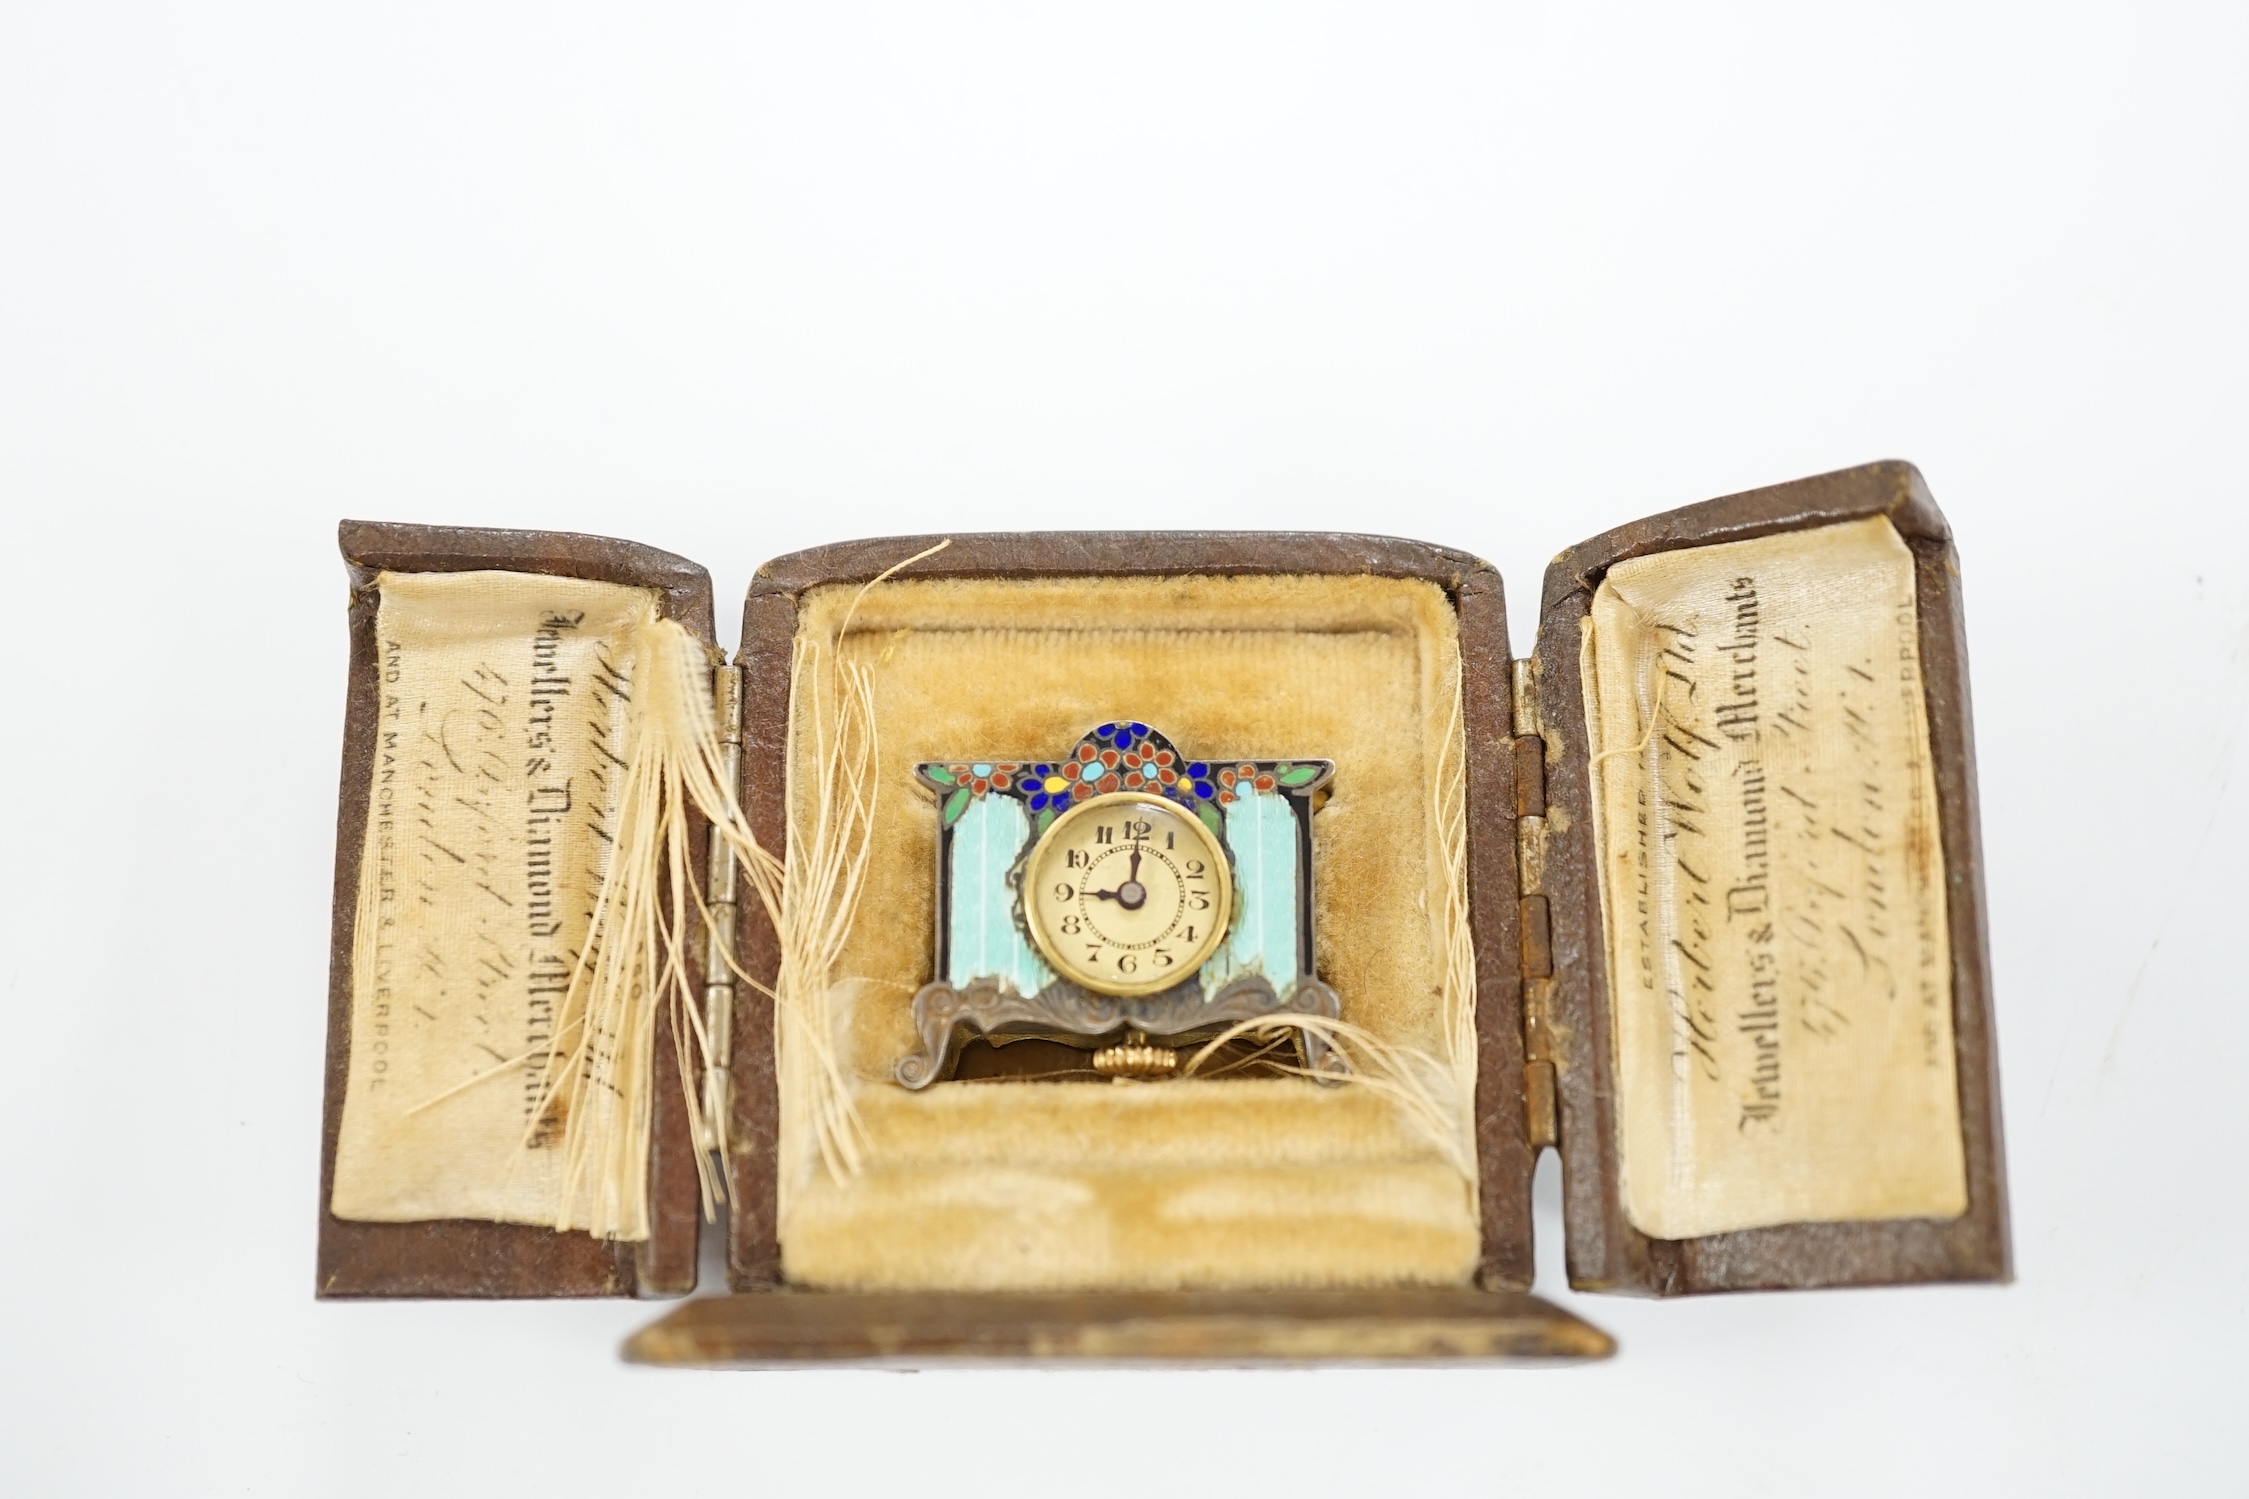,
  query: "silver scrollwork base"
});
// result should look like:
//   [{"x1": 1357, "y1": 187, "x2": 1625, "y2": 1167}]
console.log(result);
[{"x1": 894, "y1": 973, "x2": 1343, "y2": 1089}]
